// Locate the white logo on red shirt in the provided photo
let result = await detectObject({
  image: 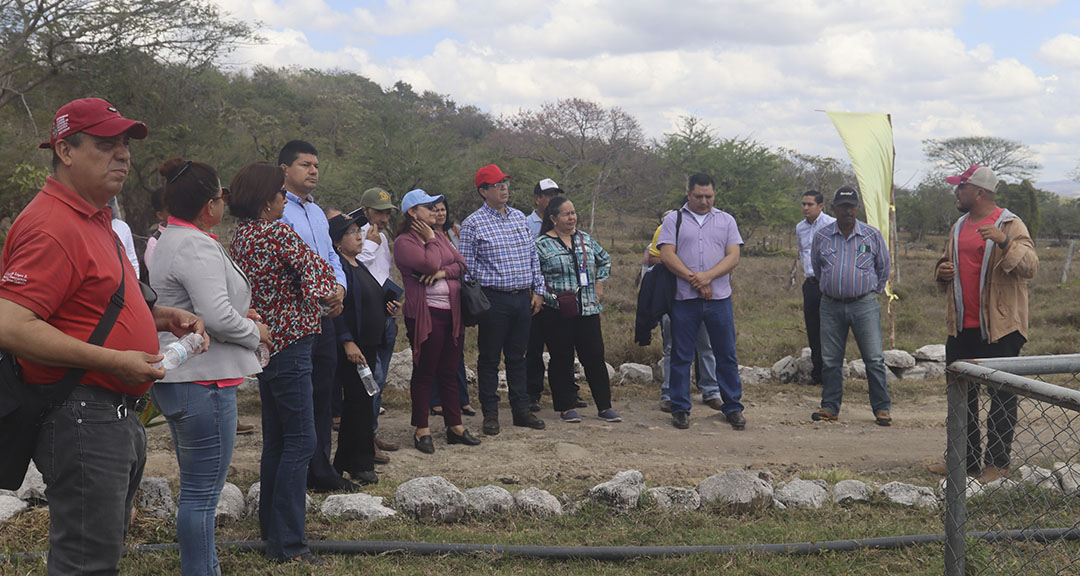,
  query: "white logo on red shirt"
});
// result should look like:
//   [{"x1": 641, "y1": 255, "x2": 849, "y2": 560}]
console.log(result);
[{"x1": 1, "y1": 271, "x2": 28, "y2": 285}]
